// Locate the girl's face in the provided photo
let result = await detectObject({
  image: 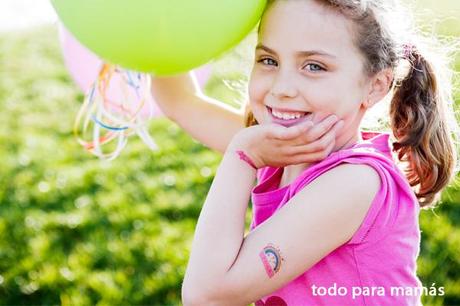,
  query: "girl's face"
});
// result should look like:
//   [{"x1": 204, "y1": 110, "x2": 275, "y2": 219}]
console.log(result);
[{"x1": 249, "y1": 0, "x2": 371, "y2": 129}]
